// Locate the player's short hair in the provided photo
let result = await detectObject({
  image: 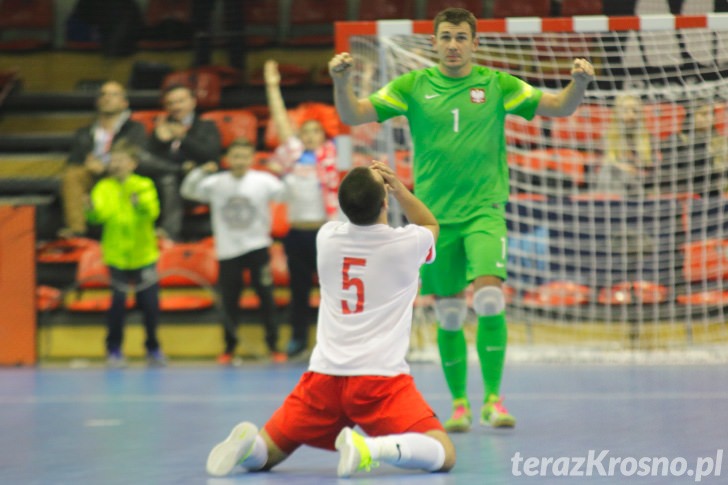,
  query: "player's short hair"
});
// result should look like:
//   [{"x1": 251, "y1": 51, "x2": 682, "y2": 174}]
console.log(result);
[
  {"x1": 338, "y1": 166, "x2": 386, "y2": 225},
  {"x1": 227, "y1": 138, "x2": 255, "y2": 152},
  {"x1": 109, "y1": 138, "x2": 140, "y2": 161},
  {"x1": 434, "y1": 8, "x2": 477, "y2": 37}
]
